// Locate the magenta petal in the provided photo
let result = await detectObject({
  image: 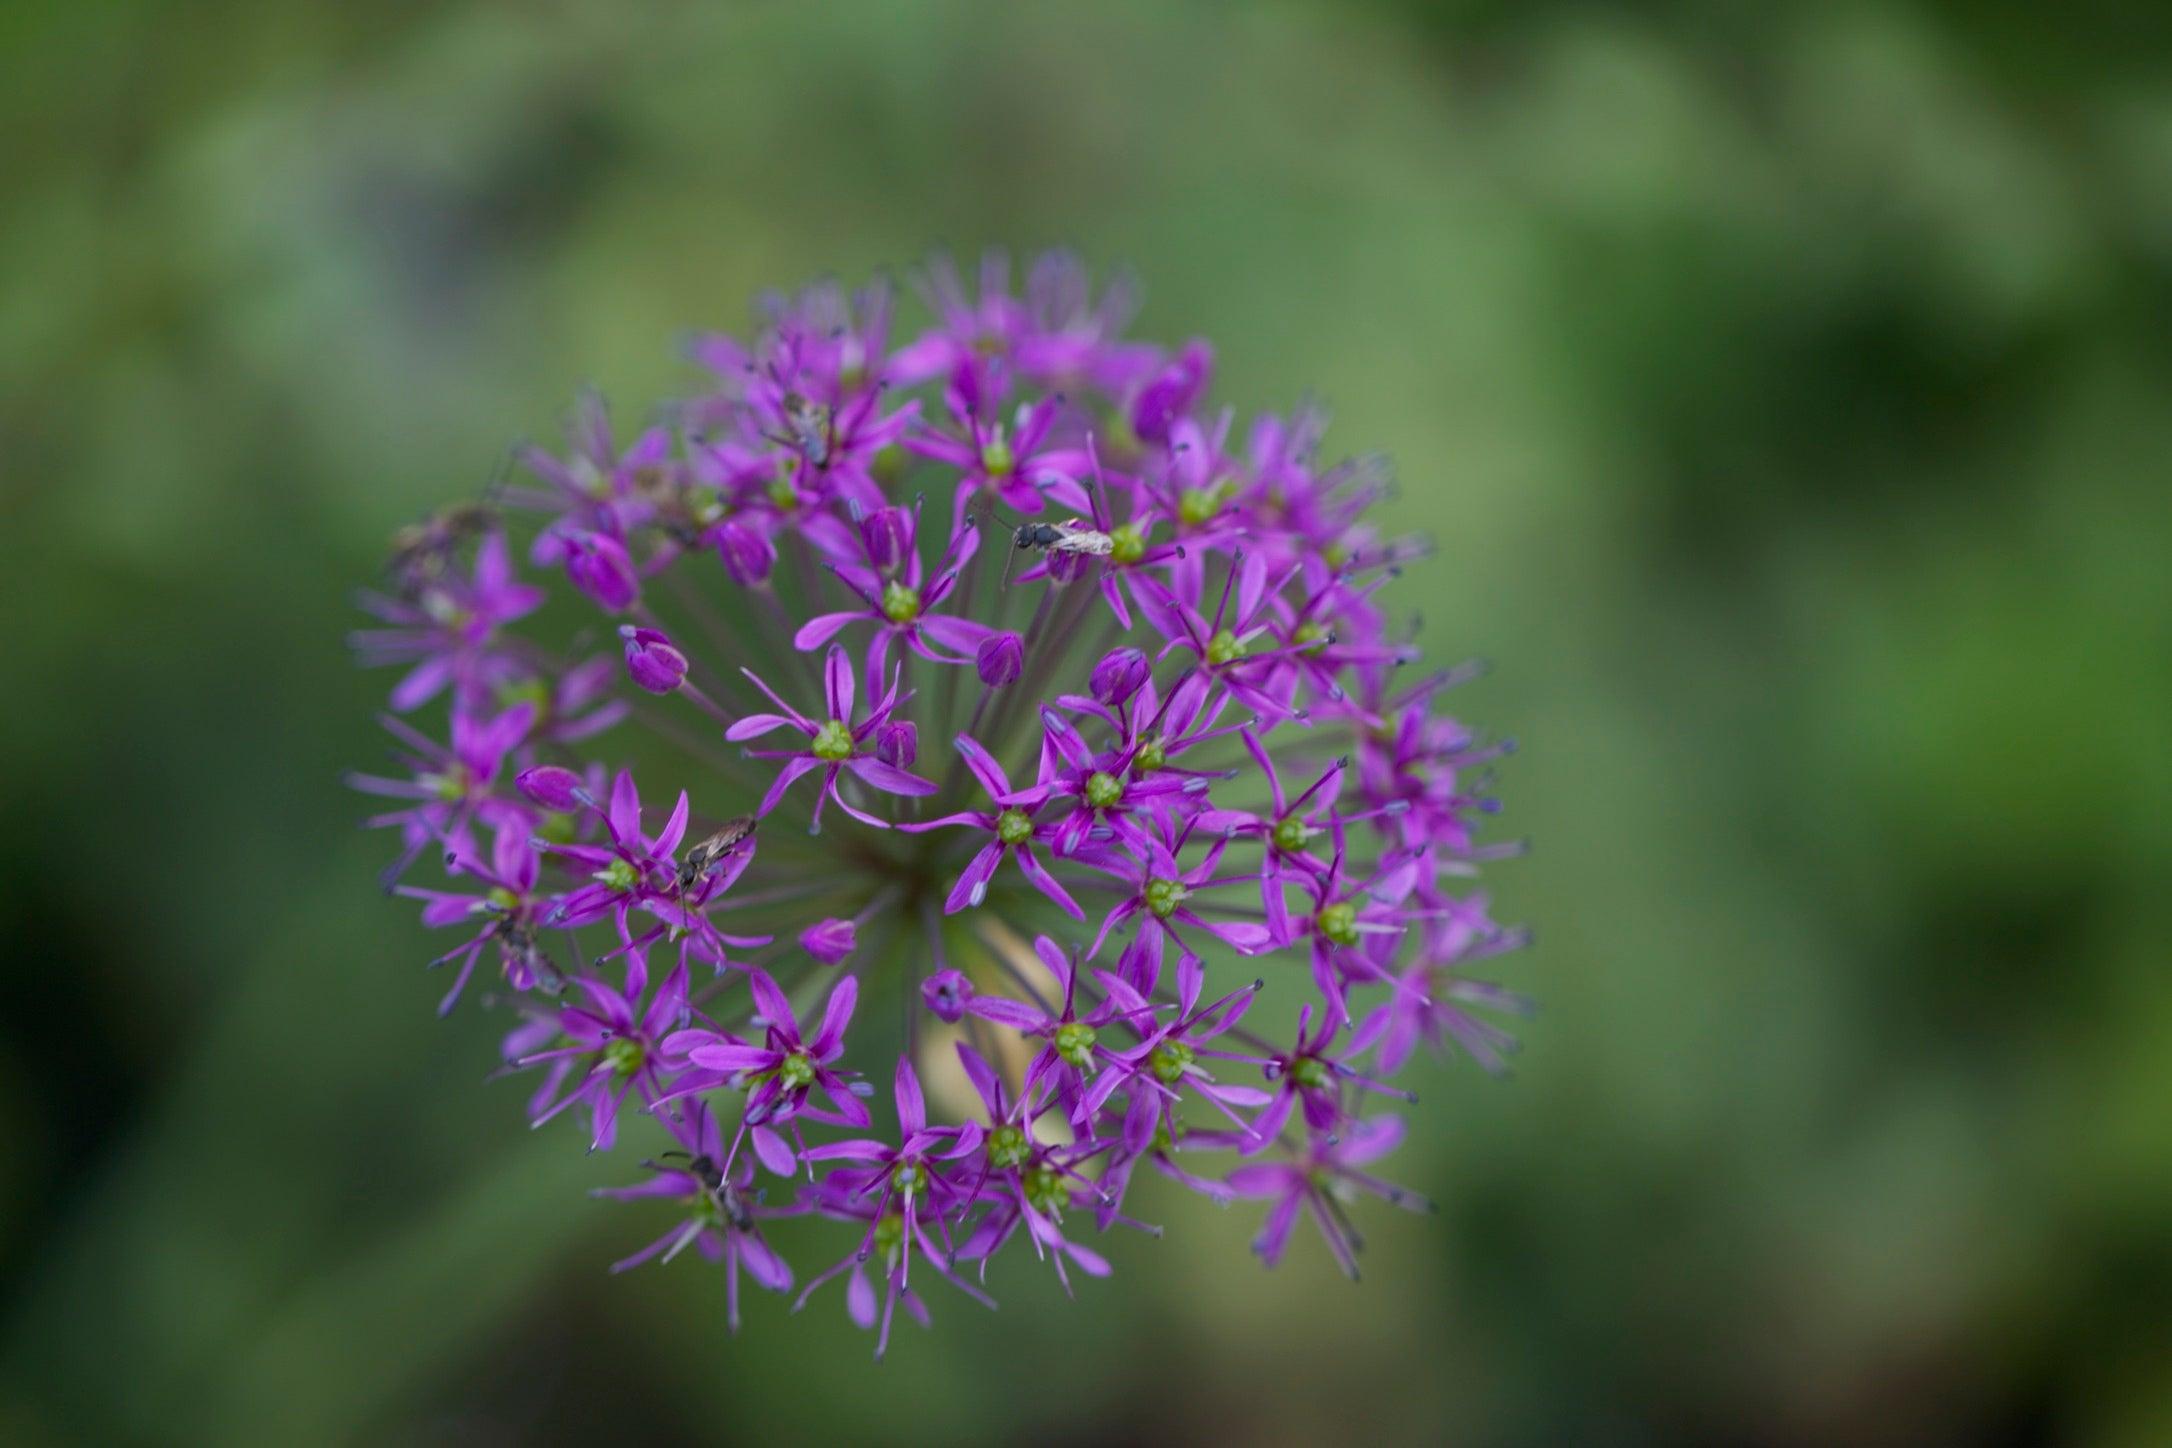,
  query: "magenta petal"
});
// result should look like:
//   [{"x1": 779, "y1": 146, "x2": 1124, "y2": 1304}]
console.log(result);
[
  {"x1": 893, "y1": 1056, "x2": 927, "y2": 1136},
  {"x1": 751, "y1": 1125, "x2": 798, "y2": 1177},
  {"x1": 811, "y1": 974, "x2": 859, "y2": 1056}
]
